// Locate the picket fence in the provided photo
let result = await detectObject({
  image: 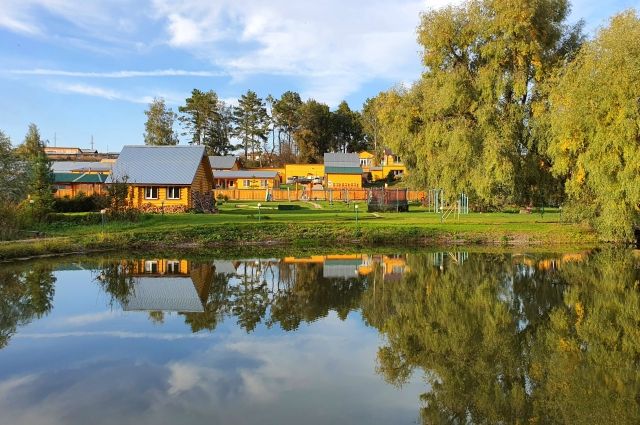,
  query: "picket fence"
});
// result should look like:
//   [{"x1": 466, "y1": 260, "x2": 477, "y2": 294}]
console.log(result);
[{"x1": 213, "y1": 188, "x2": 429, "y2": 204}]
